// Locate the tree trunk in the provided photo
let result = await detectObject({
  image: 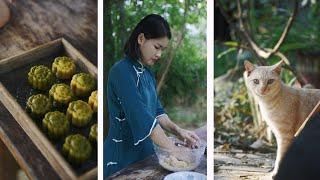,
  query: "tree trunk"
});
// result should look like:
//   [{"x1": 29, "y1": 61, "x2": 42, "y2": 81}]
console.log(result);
[
  {"x1": 118, "y1": 0, "x2": 126, "y2": 49},
  {"x1": 157, "y1": 32, "x2": 185, "y2": 93},
  {"x1": 104, "y1": 0, "x2": 115, "y2": 64},
  {"x1": 157, "y1": 0, "x2": 189, "y2": 93},
  {"x1": 104, "y1": 0, "x2": 115, "y2": 137}
]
